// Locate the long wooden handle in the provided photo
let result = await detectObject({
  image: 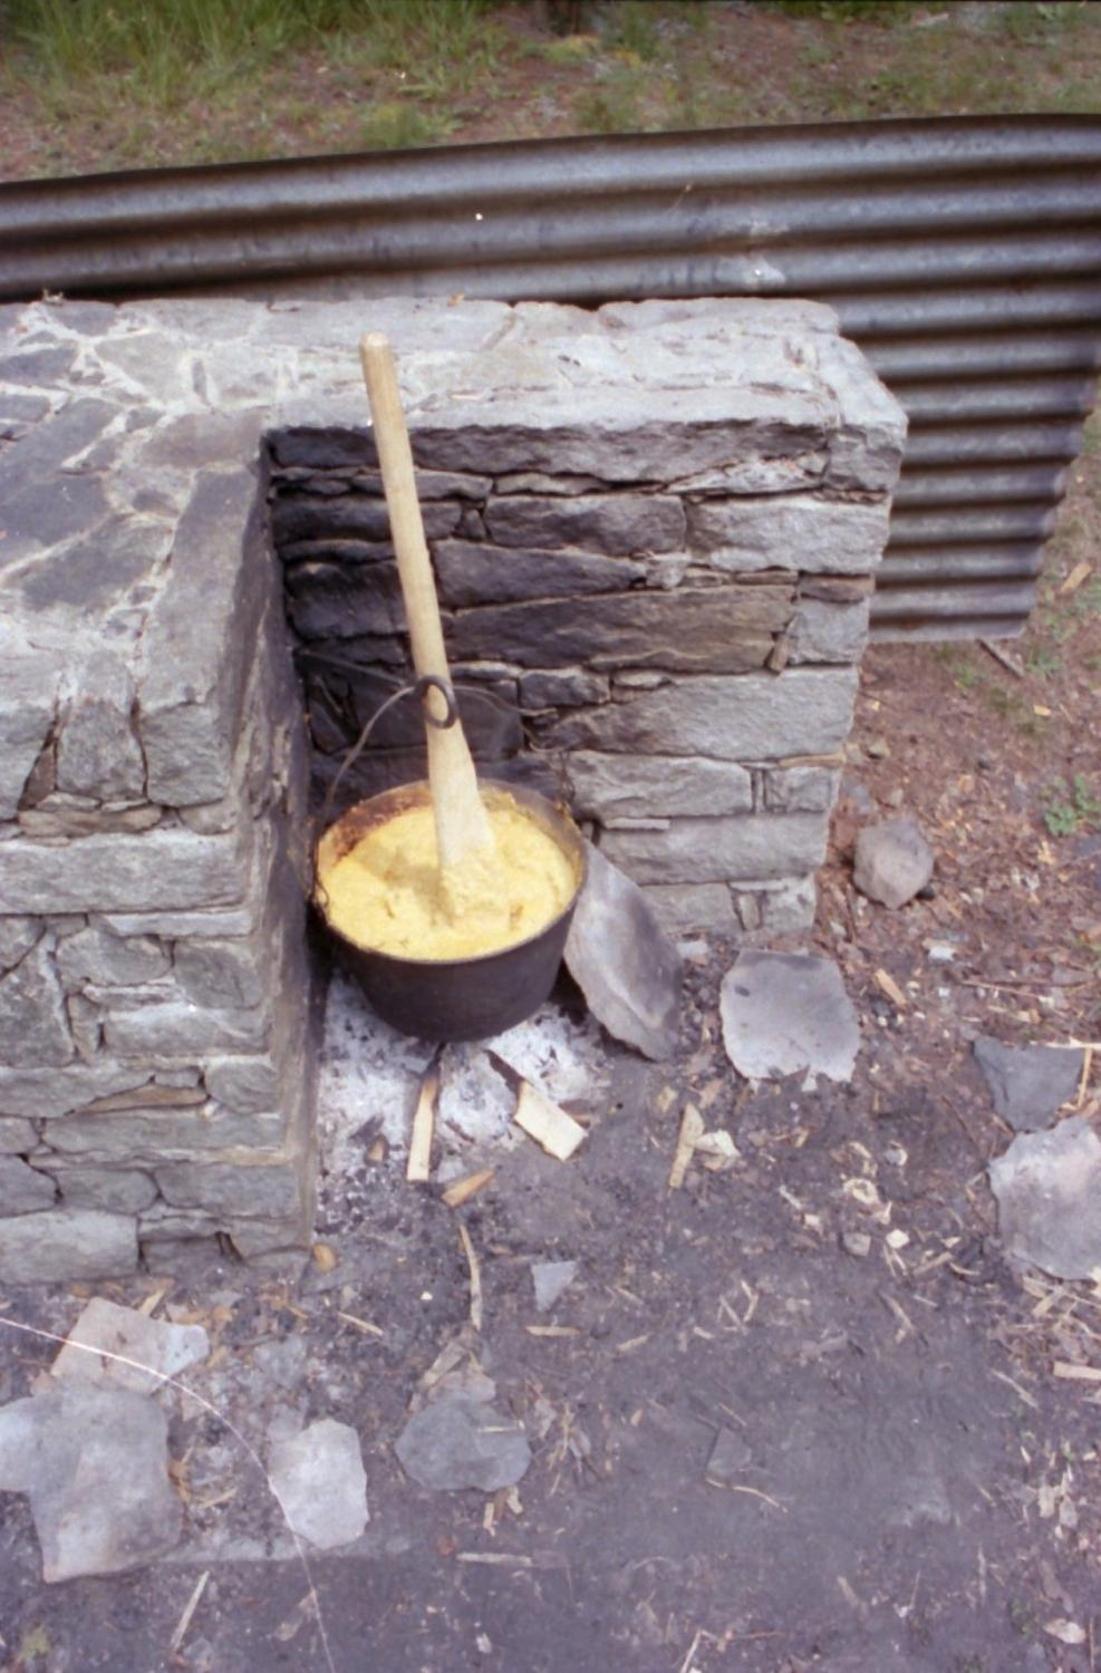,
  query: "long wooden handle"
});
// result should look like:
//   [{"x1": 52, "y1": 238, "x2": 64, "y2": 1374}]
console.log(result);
[{"x1": 359, "y1": 332, "x2": 494, "y2": 869}]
